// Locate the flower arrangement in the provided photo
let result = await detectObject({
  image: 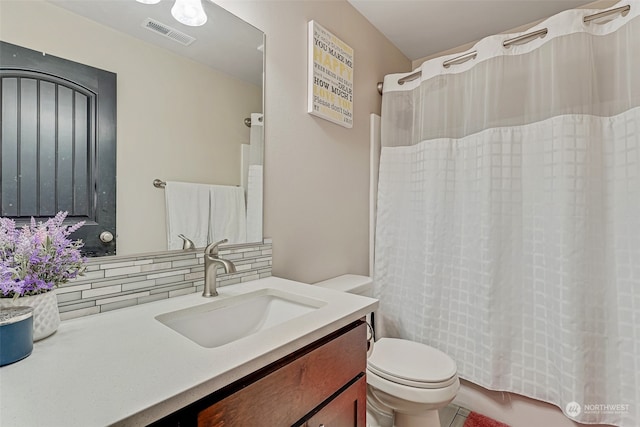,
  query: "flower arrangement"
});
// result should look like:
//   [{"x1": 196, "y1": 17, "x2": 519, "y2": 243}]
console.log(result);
[{"x1": 0, "y1": 211, "x2": 86, "y2": 299}]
